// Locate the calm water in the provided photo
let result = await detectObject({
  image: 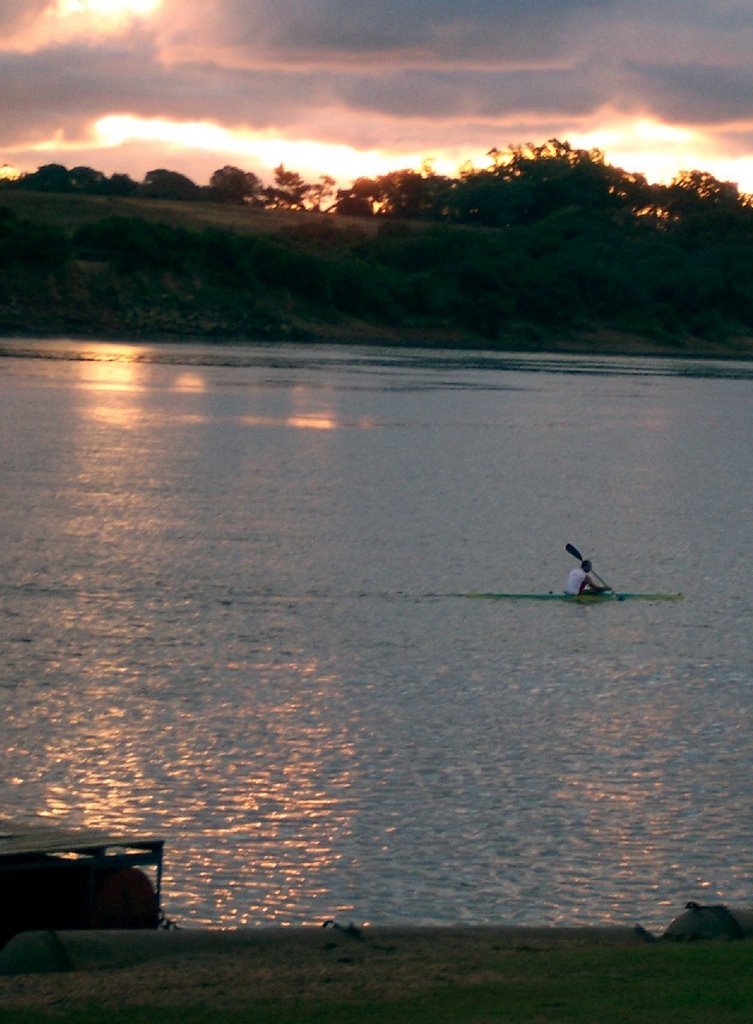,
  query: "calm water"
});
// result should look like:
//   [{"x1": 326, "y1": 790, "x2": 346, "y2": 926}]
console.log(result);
[{"x1": 1, "y1": 338, "x2": 752, "y2": 933}]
